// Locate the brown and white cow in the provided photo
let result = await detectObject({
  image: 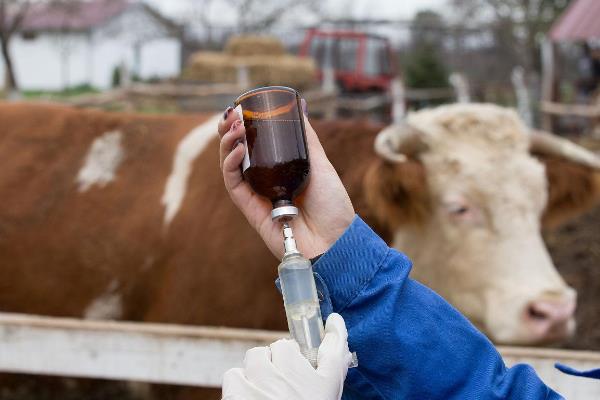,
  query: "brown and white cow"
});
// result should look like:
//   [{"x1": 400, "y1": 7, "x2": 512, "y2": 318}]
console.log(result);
[
  {"x1": 0, "y1": 102, "x2": 598, "y2": 349},
  {"x1": 365, "y1": 104, "x2": 600, "y2": 344}
]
